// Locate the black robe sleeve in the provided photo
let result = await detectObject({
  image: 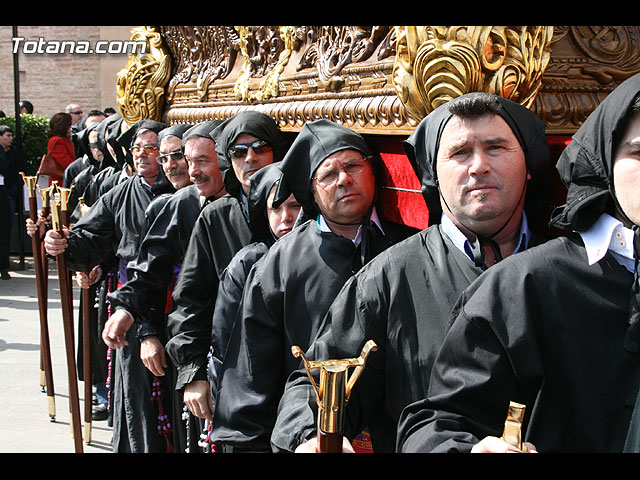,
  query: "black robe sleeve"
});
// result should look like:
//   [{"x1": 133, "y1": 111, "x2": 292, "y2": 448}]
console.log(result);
[
  {"x1": 107, "y1": 185, "x2": 200, "y2": 327},
  {"x1": 208, "y1": 241, "x2": 270, "y2": 408},
  {"x1": 64, "y1": 176, "x2": 165, "y2": 274},
  {"x1": 397, "y1": 234, "x2": 640, "y2": 453},
  {"x1": 64, "y1": 187, "x2": 119, "y2": 273},
  {"x1": 166, "y1": 195, "x2": 251, "y2": 390}
]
